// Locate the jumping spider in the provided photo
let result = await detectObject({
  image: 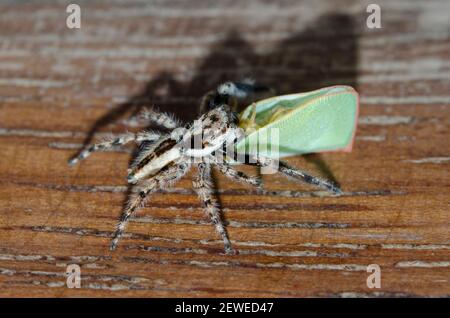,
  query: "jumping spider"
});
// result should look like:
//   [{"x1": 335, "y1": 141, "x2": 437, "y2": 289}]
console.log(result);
[{"x1": 69, "y1": 81, "x2": 341, "y2": 254}]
